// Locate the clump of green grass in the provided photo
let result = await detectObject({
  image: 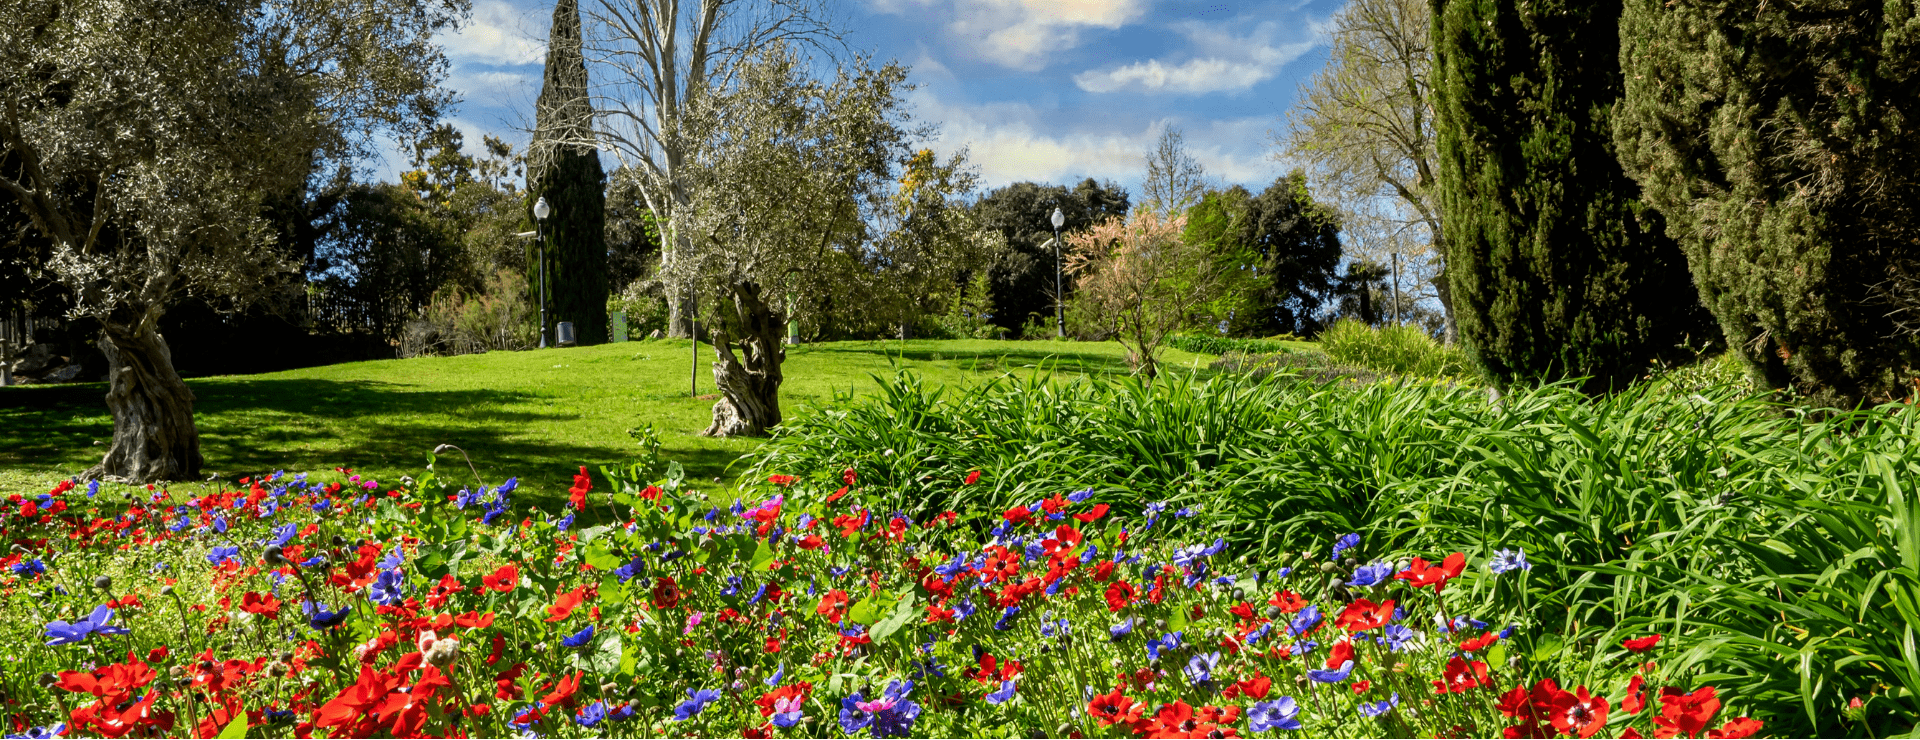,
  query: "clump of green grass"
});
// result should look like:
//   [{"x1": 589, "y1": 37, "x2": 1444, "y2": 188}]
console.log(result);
[{"x1": 1318, "y1": 319, "x2": 1471, "y2": 379}]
